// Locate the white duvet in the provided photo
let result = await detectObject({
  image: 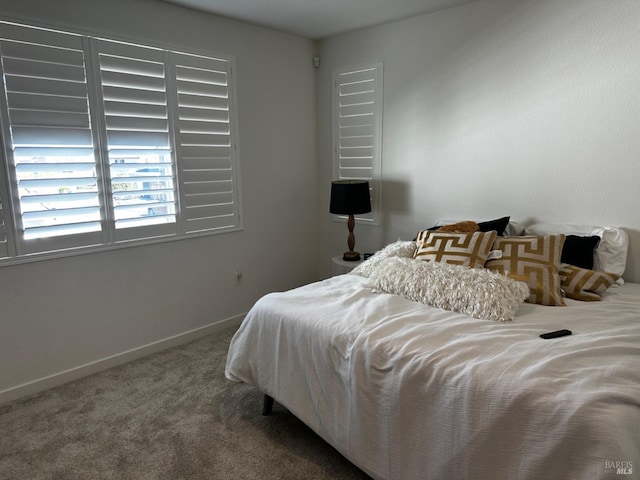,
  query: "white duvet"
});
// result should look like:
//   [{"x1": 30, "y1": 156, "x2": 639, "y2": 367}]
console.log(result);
[{"x1": 225, "y1": 274, "x2": 640, "y2": 480}]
